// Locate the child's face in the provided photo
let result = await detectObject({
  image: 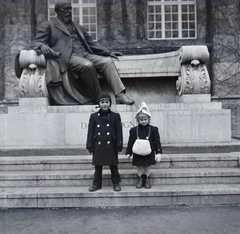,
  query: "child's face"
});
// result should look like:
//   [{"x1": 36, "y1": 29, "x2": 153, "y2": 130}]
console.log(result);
[
  {"x1": 99, "y1": 100, "x2": 110, "y2": 111},
  {"x1": 138, "y1": 114, "x2": 150, "y2": 126}
]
